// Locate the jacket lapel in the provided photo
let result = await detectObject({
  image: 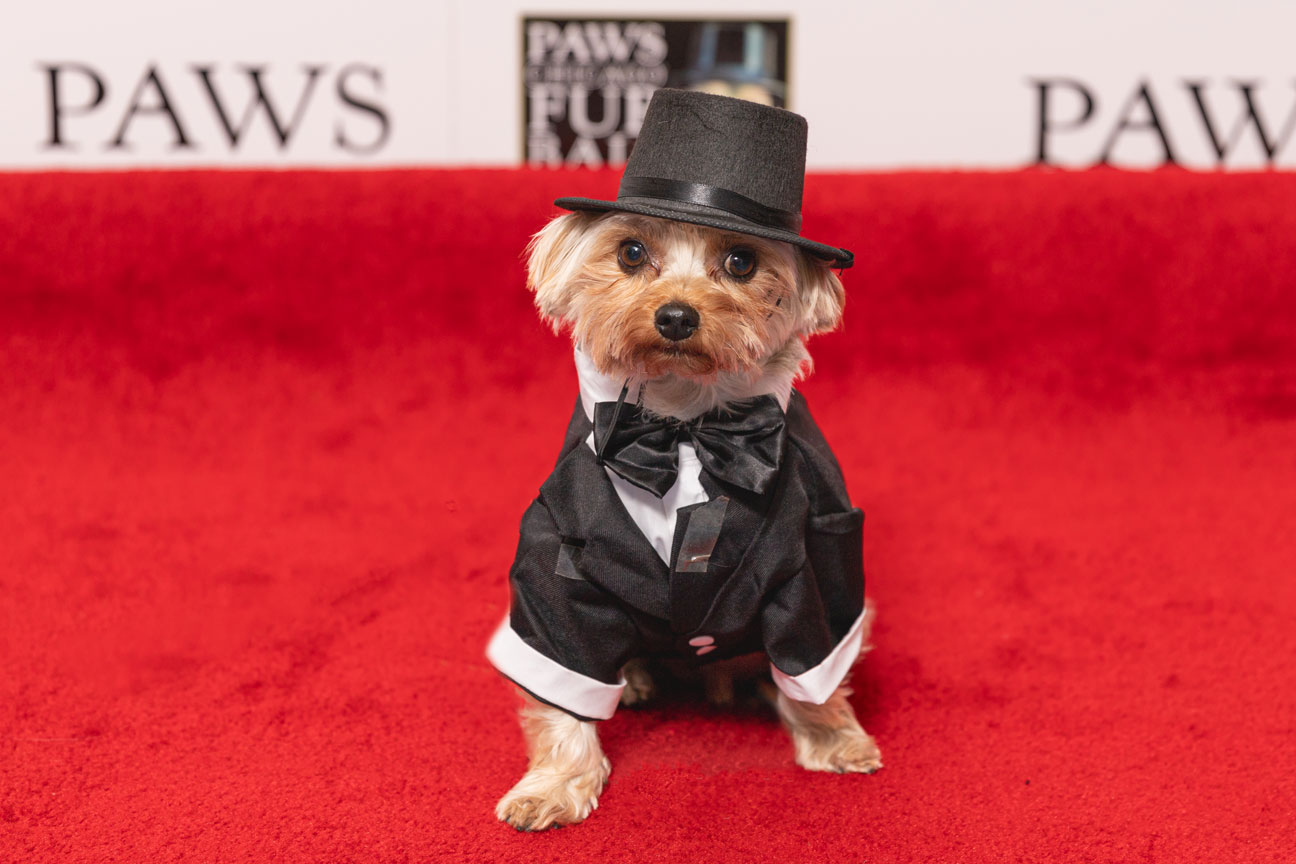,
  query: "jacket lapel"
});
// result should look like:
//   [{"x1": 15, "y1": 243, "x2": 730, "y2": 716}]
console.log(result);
[
  {"x1": 539, "y1": 400, "x2": 672, "y2": 620},
  {"x1": 682, "y1": 439, "x2": 811, "y2": 639}
]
